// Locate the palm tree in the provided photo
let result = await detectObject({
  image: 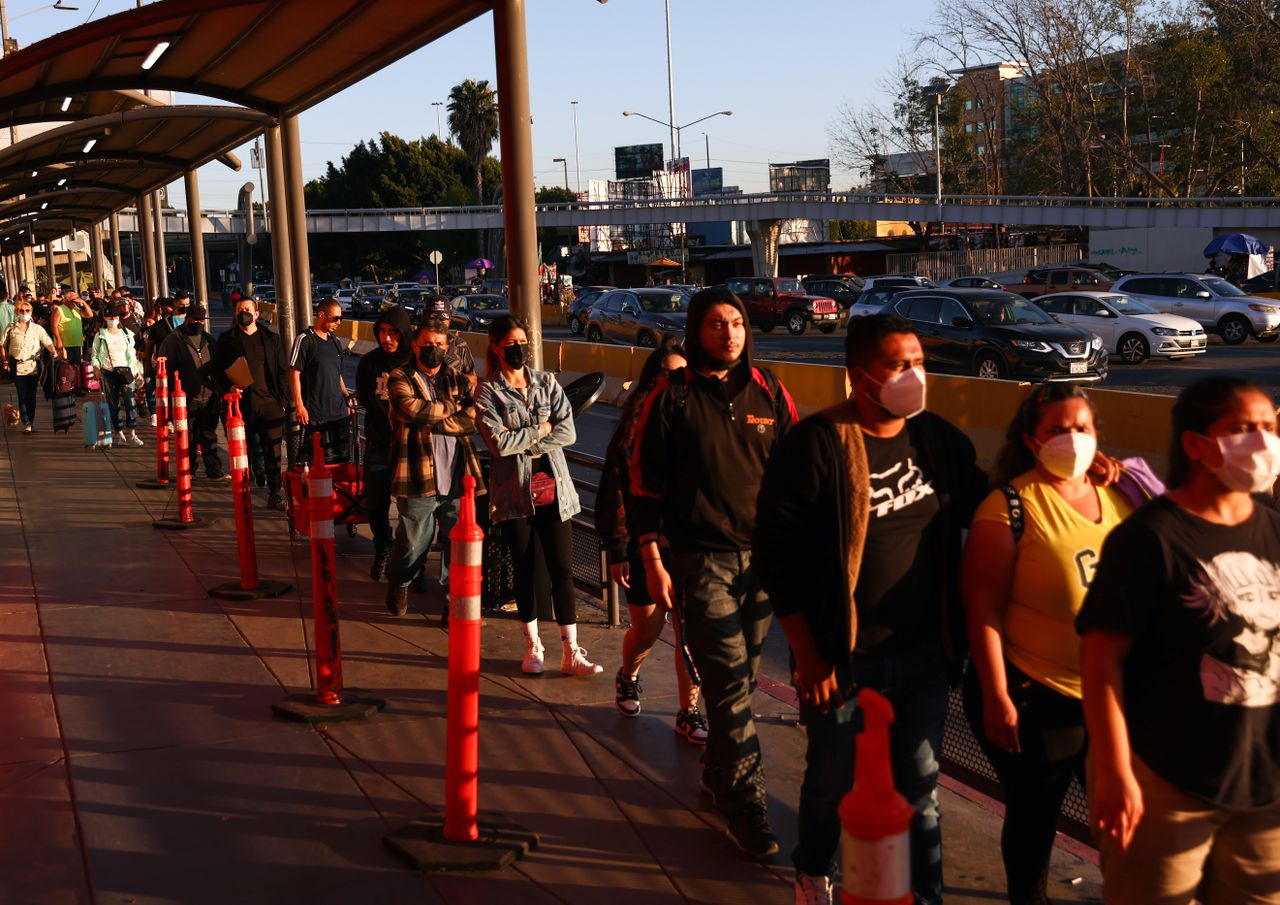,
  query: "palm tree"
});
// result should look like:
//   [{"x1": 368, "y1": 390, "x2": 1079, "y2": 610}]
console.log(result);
[{"x1": 447, "y1": 79, "x2": 499, "y2": 205}]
